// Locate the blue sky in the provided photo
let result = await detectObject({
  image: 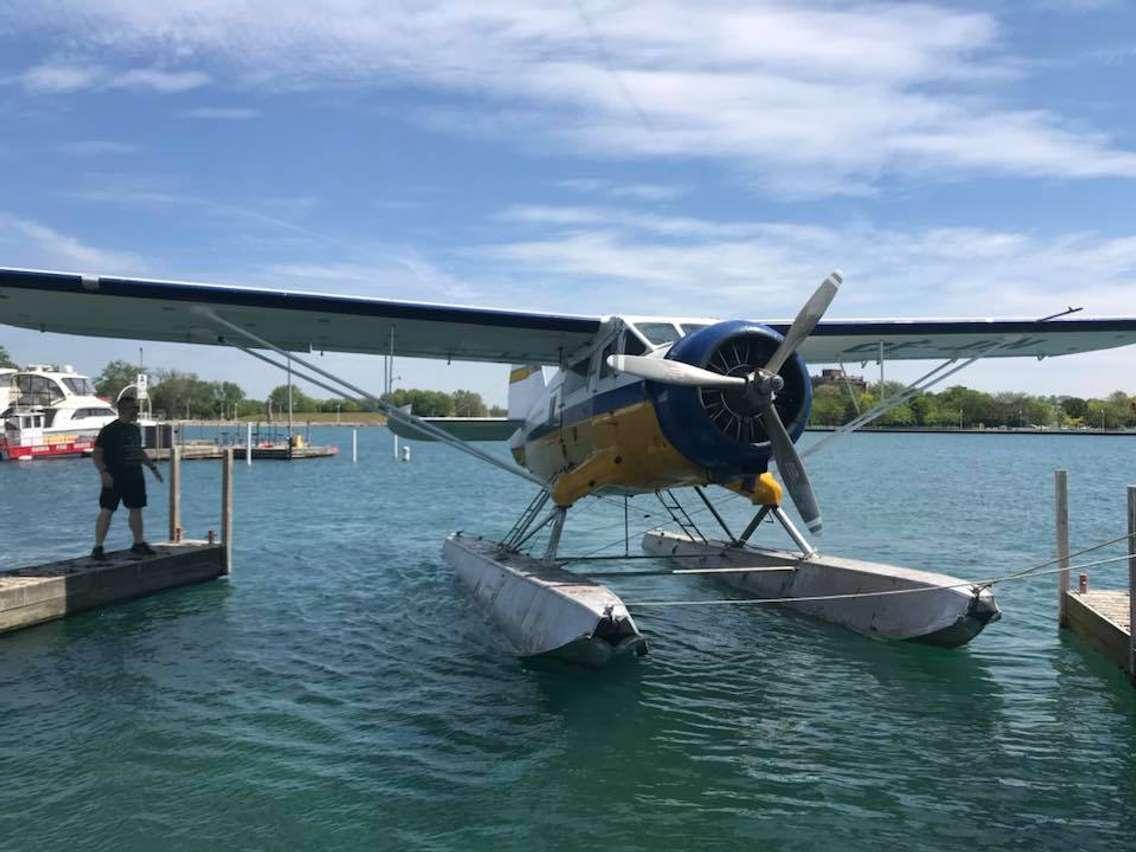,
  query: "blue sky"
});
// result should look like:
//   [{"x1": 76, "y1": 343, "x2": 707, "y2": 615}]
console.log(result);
[{"x1": 2, "y1": 0, "x2": 1135, "y2": 404}]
